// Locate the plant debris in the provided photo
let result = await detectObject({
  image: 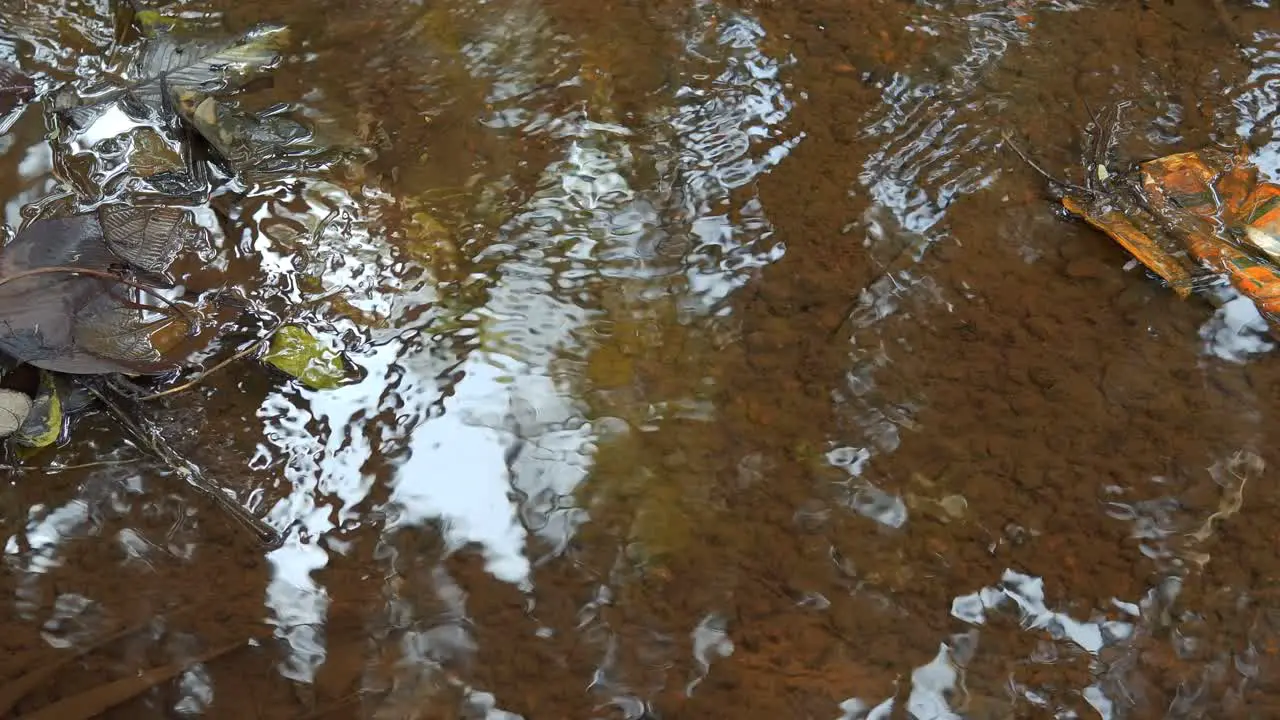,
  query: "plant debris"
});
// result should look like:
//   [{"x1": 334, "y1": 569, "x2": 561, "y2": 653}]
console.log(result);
[{"x1": 0, "y1": 5, "x2": 369, "y2": 540}]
